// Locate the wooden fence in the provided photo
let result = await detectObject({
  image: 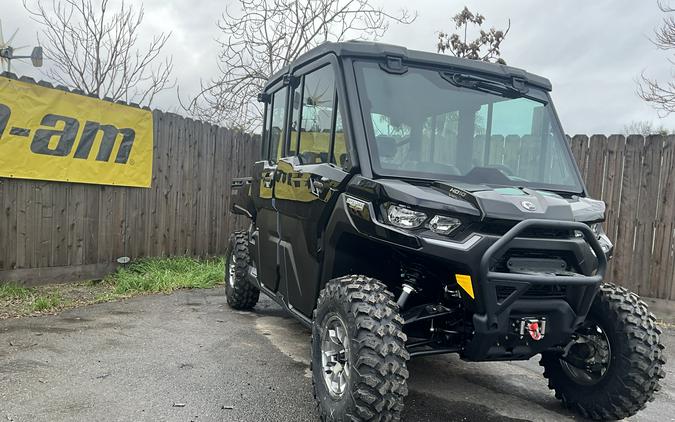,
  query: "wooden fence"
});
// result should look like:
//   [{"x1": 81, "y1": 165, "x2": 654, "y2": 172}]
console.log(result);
[
  {"x1": 569, "y1": 134, "x2": 675, "y2": 300},
  {"x1": 1, "y1": 125, "x2": 675, "y2": 300},
  {"x1": 0, "y1": 110, "x2": 259, "y2": 285}
]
